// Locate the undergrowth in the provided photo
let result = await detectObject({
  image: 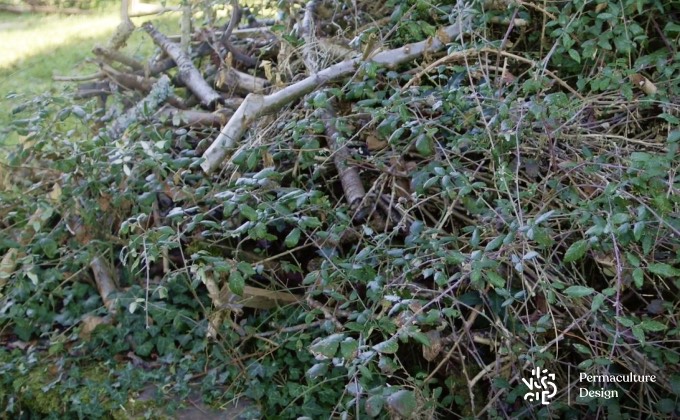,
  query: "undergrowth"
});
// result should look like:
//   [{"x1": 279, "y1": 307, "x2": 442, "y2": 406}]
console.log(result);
[{"x1": 0, "y1": 0, "x2": 679, "y2": 418}]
